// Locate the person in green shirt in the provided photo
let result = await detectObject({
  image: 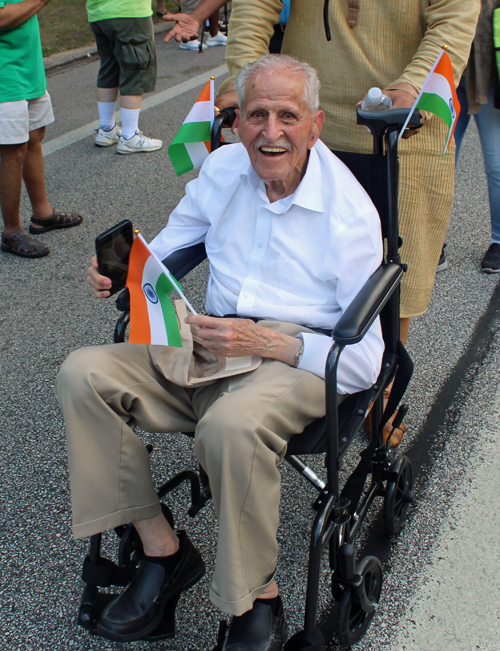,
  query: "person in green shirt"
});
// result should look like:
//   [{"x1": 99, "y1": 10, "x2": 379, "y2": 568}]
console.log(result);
[{"x1": 0, "y1": 0, "x2": 83, "y2": 258}]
